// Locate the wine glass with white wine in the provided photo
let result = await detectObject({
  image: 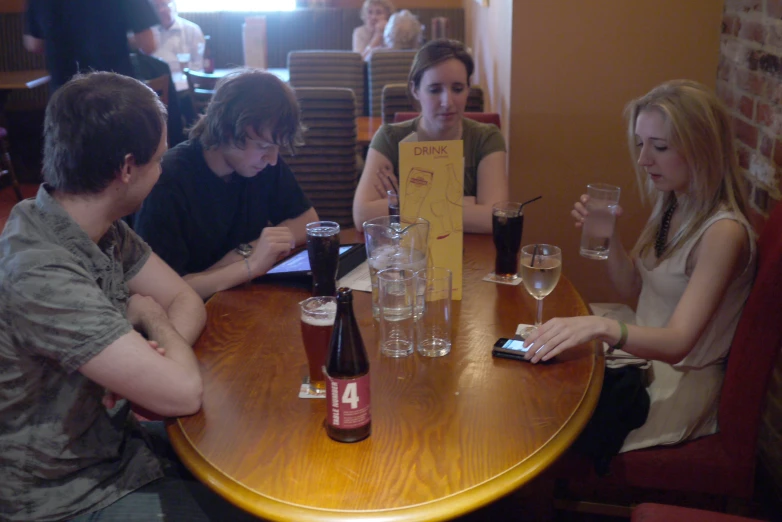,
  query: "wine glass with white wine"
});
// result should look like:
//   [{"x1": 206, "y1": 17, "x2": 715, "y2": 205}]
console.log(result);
[{"x1": 518, "y1": 244, "x2": 562, "y2": 338}]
